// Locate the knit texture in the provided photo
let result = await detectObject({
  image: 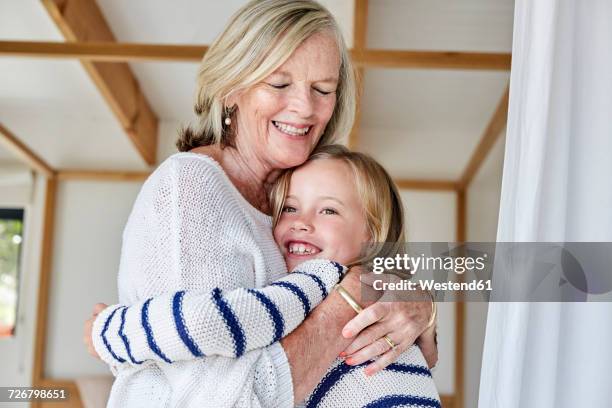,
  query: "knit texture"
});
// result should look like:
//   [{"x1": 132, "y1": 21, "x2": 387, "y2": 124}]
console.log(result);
[
  {"x1": 91, "y1": 152, "x2": 440, "y2": 407},
  {"x1": 299, "y1": 346, "x2": 440, "y2": 408},
  {"x1": 92, "y1": 153, "x2": 344, "y2": 407}
]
